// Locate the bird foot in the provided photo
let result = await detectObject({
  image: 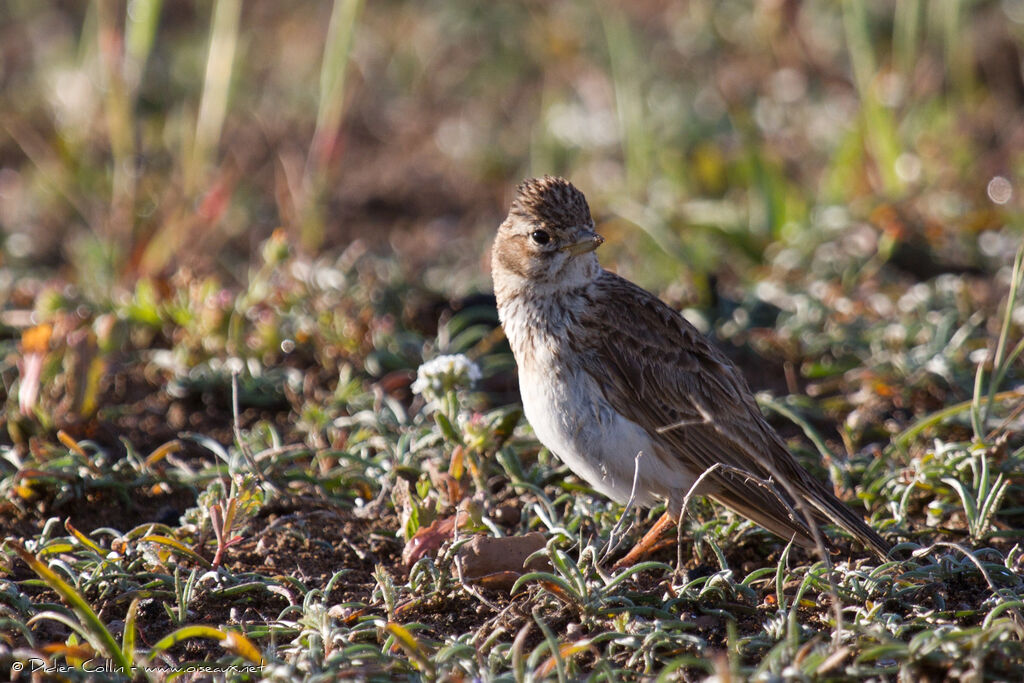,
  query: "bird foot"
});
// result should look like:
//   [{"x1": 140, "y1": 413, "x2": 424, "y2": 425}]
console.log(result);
[{"x1": 611, "y1": 511, "x2": 676, "y2": 570}]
